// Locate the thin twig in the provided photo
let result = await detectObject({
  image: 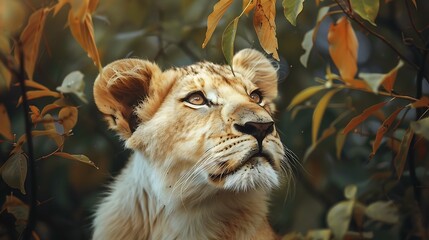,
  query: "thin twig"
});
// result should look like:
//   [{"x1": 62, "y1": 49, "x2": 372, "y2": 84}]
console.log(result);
[{"x1": 331, "y1": 83, "x2": 419, "y2": 102}]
